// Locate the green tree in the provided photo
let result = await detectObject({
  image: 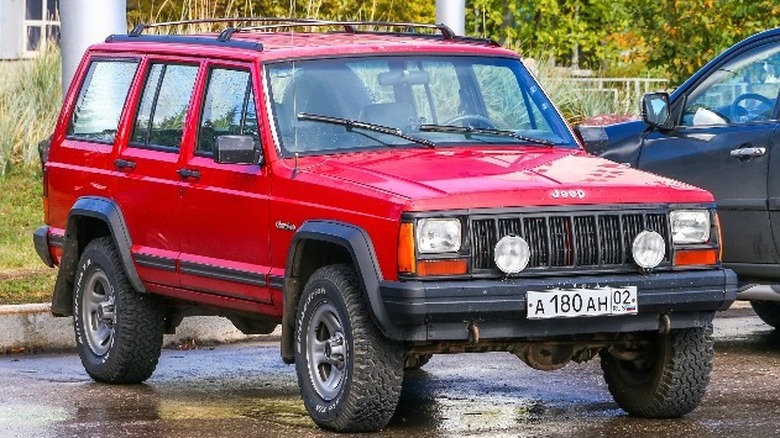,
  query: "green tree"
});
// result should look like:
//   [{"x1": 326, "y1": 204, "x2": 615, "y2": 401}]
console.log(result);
[
  {"x1": 467, "y1": 0, "x2": 632, "y2": 72},
  {"x1": 127, "y1": 0, "x2": 433, "y2": 25},
  {"x1": 627, "y1": 0, "x2": 780, "y2": 84}
]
